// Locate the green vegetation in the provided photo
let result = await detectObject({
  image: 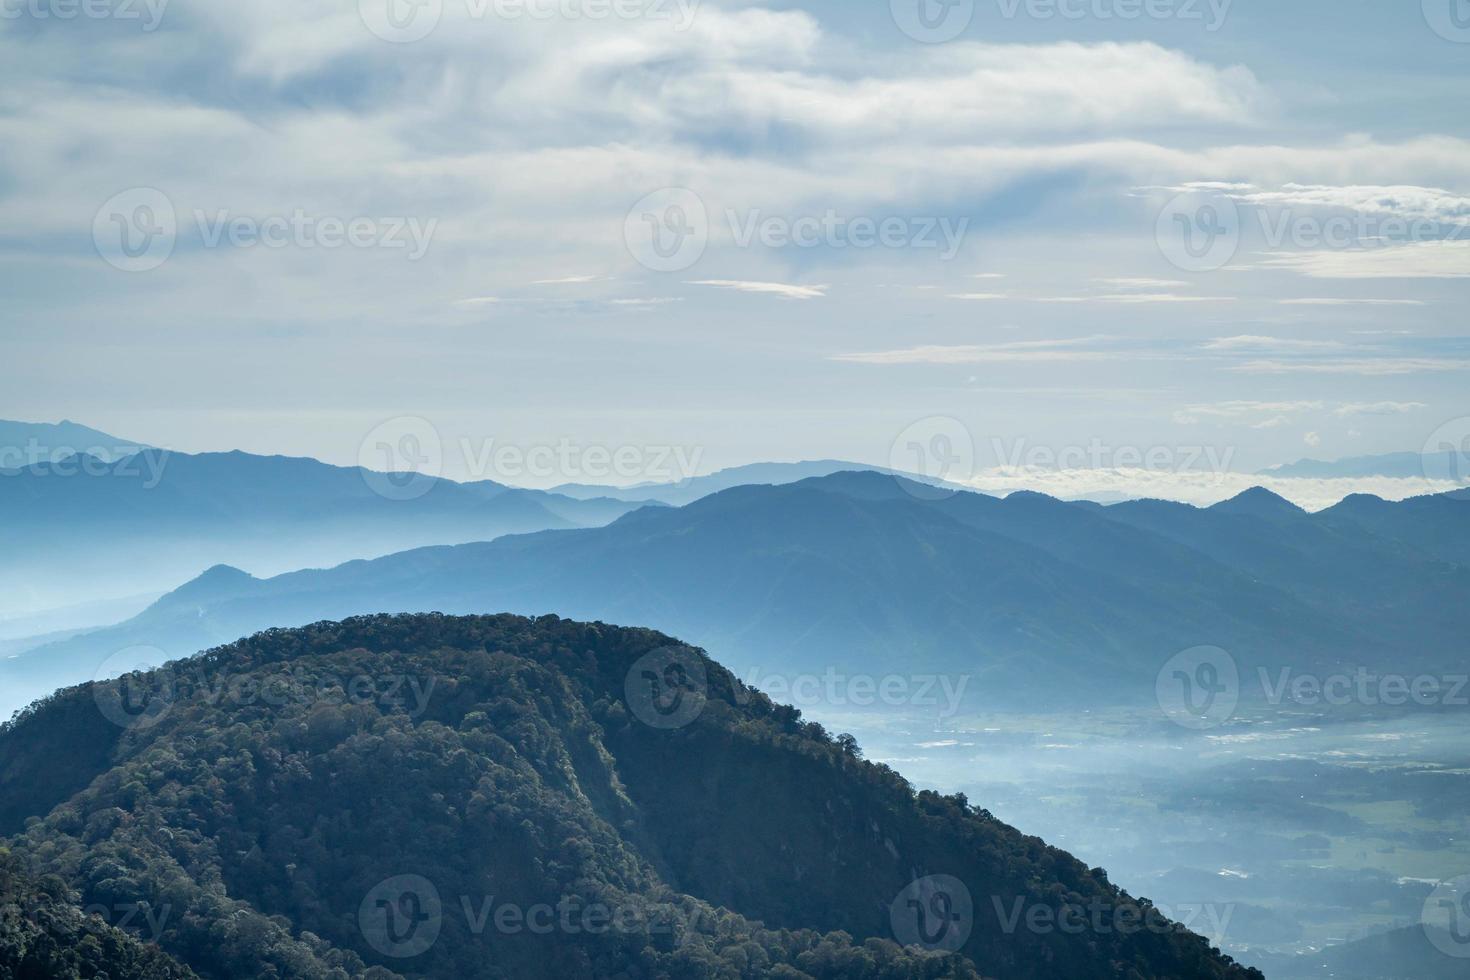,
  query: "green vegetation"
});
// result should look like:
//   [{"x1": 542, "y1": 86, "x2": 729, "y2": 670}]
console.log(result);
[
  {"x1": 0, "y1": 848, "x2": 195, "y2": 978},
  {"x1": 1, "y1": 614, "x2": 1262, "y2": 979}
]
